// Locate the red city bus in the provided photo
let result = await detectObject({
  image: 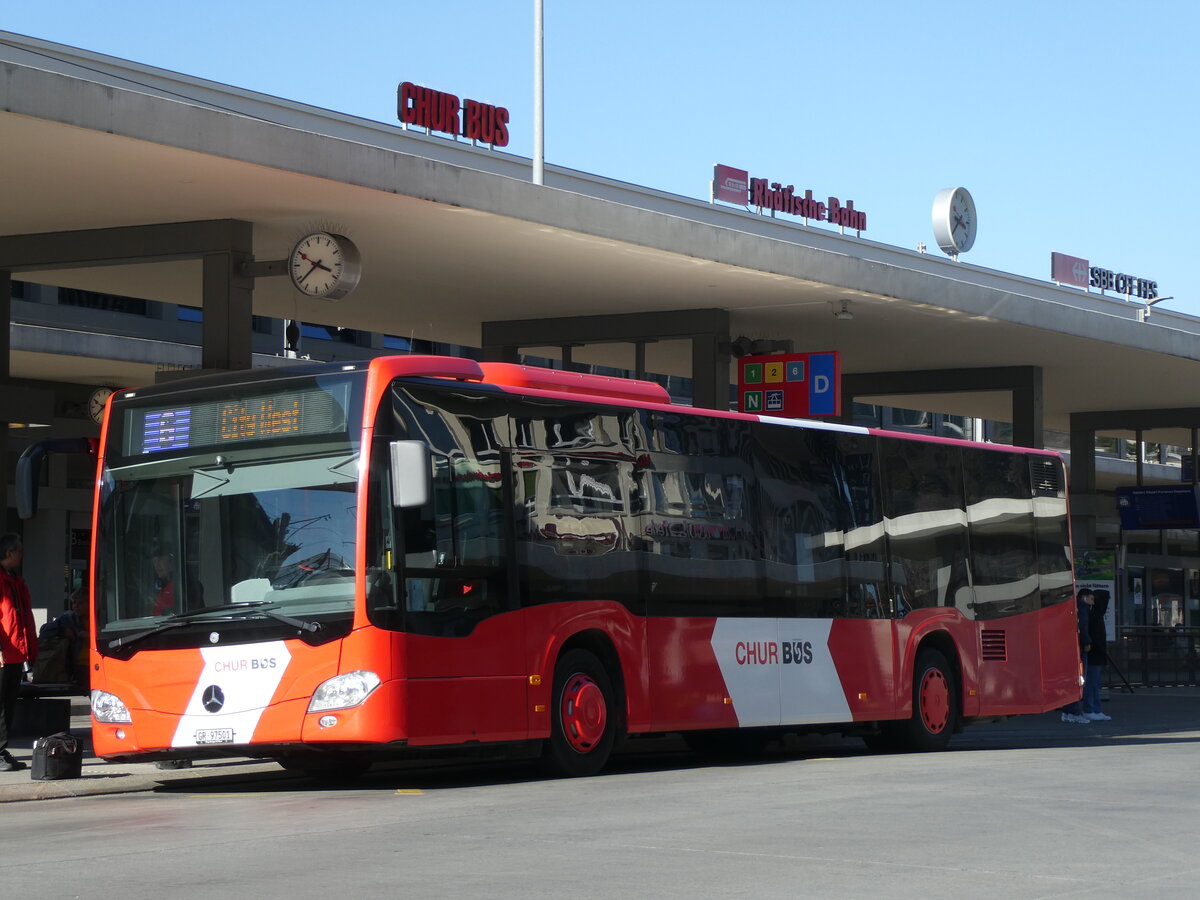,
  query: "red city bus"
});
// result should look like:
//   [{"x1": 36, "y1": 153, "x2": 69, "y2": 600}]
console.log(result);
[{"x1": 21, "y1": 355, "x2": 1081, "y2": 776}]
